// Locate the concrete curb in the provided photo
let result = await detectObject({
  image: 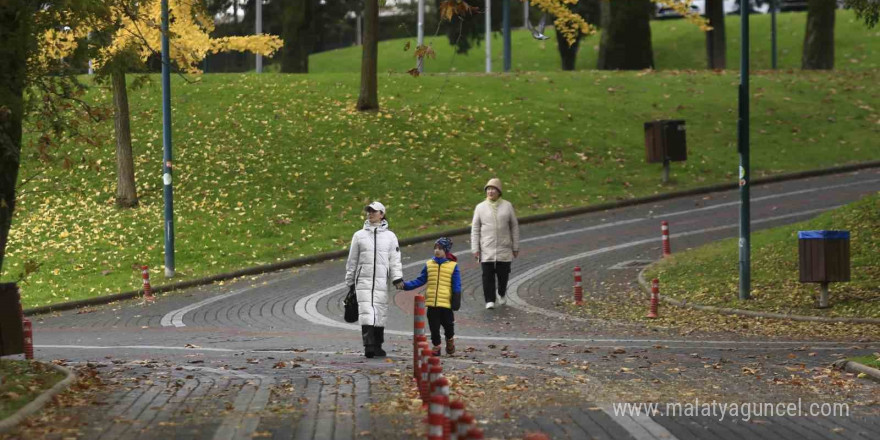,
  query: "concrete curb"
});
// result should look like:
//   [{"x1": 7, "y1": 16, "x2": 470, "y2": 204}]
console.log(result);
[
  {"x1": 636, "y1": 267, "x2": 880, "y2": 324},
  {"x1": 839, "y1": 360, "x2": 880, "y2": 383},
  {"x1": 24, "y1": 160, "x2": 880, "y2": 317},
  {"x1": 0, "y1": 362, "x2": 76, "y2": 434}
]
